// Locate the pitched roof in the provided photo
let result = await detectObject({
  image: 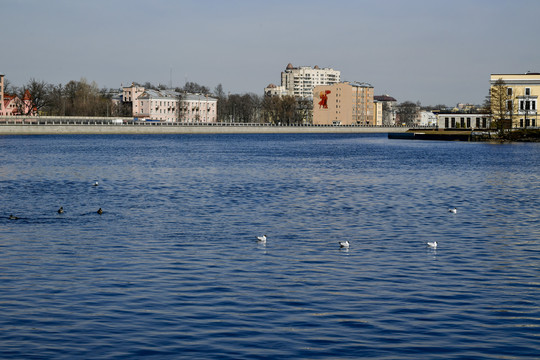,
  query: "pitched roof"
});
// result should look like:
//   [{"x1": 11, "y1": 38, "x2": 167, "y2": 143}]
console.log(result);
[
  {"x1": 182, "y1": 93, "x2": 217, "y2": 101},
  {"x1": 374, "y1": 95, "x2": 397, "y2": 102},
  {"x1": 23, "y1": 89, "x2": 32, "y2": 100}
]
